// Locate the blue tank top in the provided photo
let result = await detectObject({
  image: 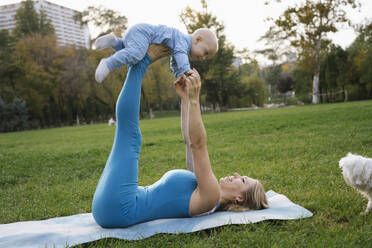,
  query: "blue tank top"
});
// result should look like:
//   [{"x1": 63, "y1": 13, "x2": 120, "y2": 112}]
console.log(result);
[{"x1": 132, "y1": 169, "x2": 197, "y2": 223}]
